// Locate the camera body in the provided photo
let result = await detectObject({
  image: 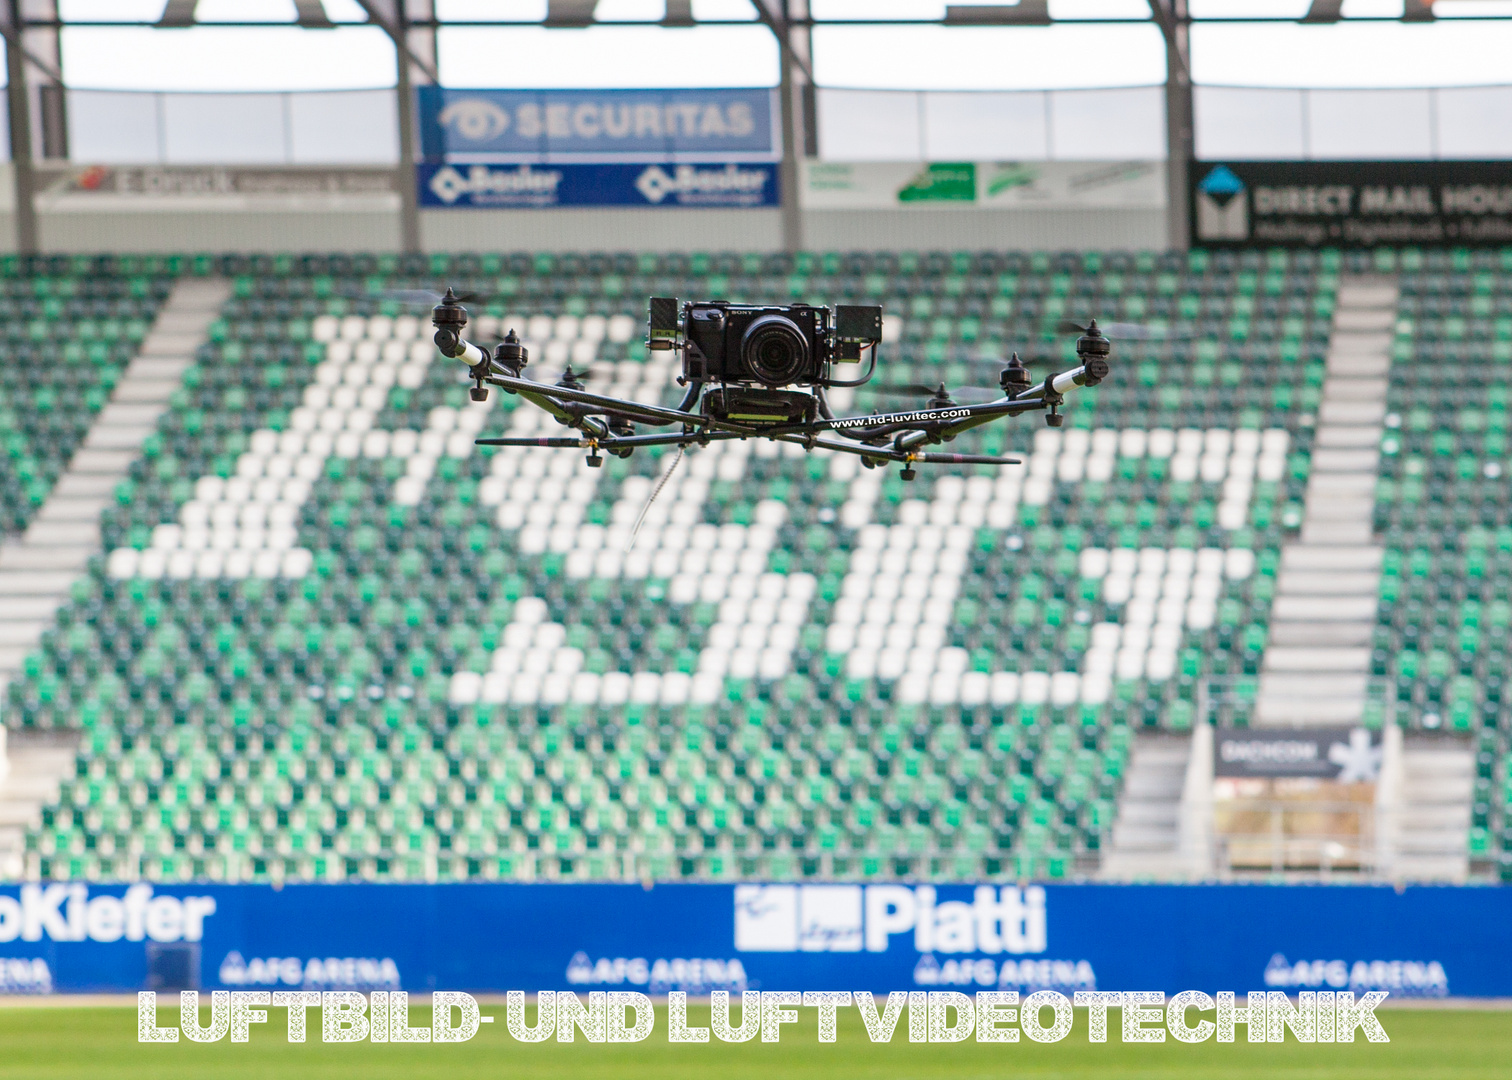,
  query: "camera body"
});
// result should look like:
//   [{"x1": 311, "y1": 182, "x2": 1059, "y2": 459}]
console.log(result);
[
  {"x1": 650, "y1": 297, "x2": 882, "y2": 389},
  {"x1": 684, "y1": 302, "x2": 827, "y2": 387}
]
